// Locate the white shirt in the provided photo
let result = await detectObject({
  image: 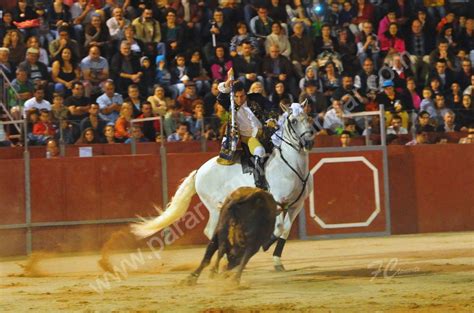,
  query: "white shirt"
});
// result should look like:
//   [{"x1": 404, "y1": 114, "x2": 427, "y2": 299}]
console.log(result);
[
  {"x1": 218, "y1": 82, "x2": 262, "y2": 137},
  {"x1": 323, "y1": 108, "x2": 349, "y2": 131},
  {"x1": 387, "y1": 126, "x2": 408, "y2": 135},
  {"x1": 23, "y1": 97, "x2": 51, "y2": 117},
  {"x1": 106, "y1": 17, "x2": 130, "y2": 40}
]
